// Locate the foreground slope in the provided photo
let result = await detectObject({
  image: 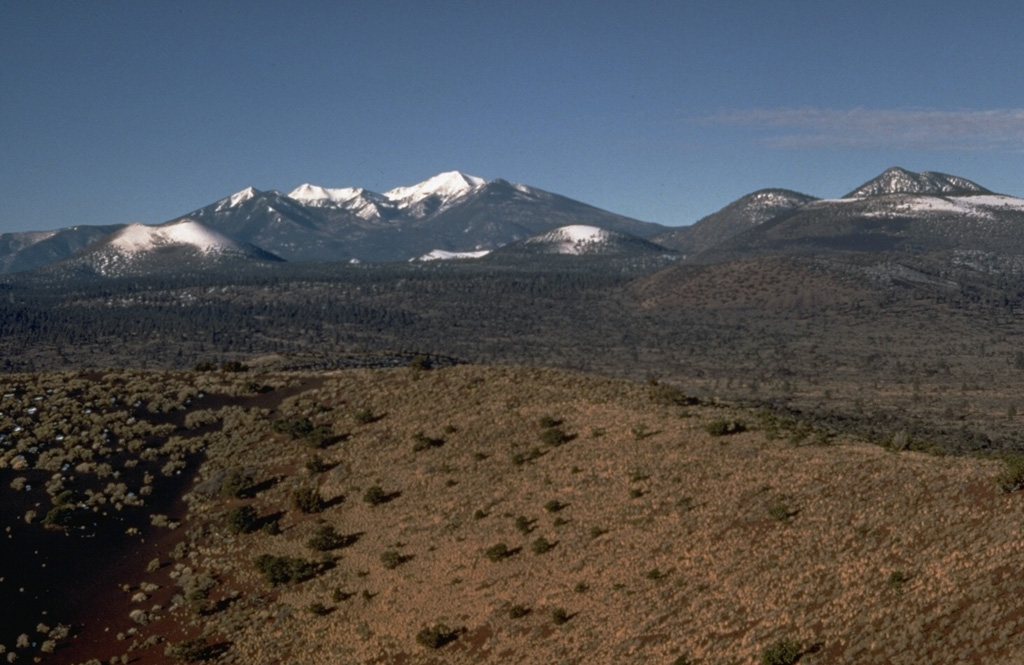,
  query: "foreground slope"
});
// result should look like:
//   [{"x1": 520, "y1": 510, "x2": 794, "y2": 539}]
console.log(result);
[{"x1": 8, "y1": 366, "x2": 1021, "y2": 664}]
